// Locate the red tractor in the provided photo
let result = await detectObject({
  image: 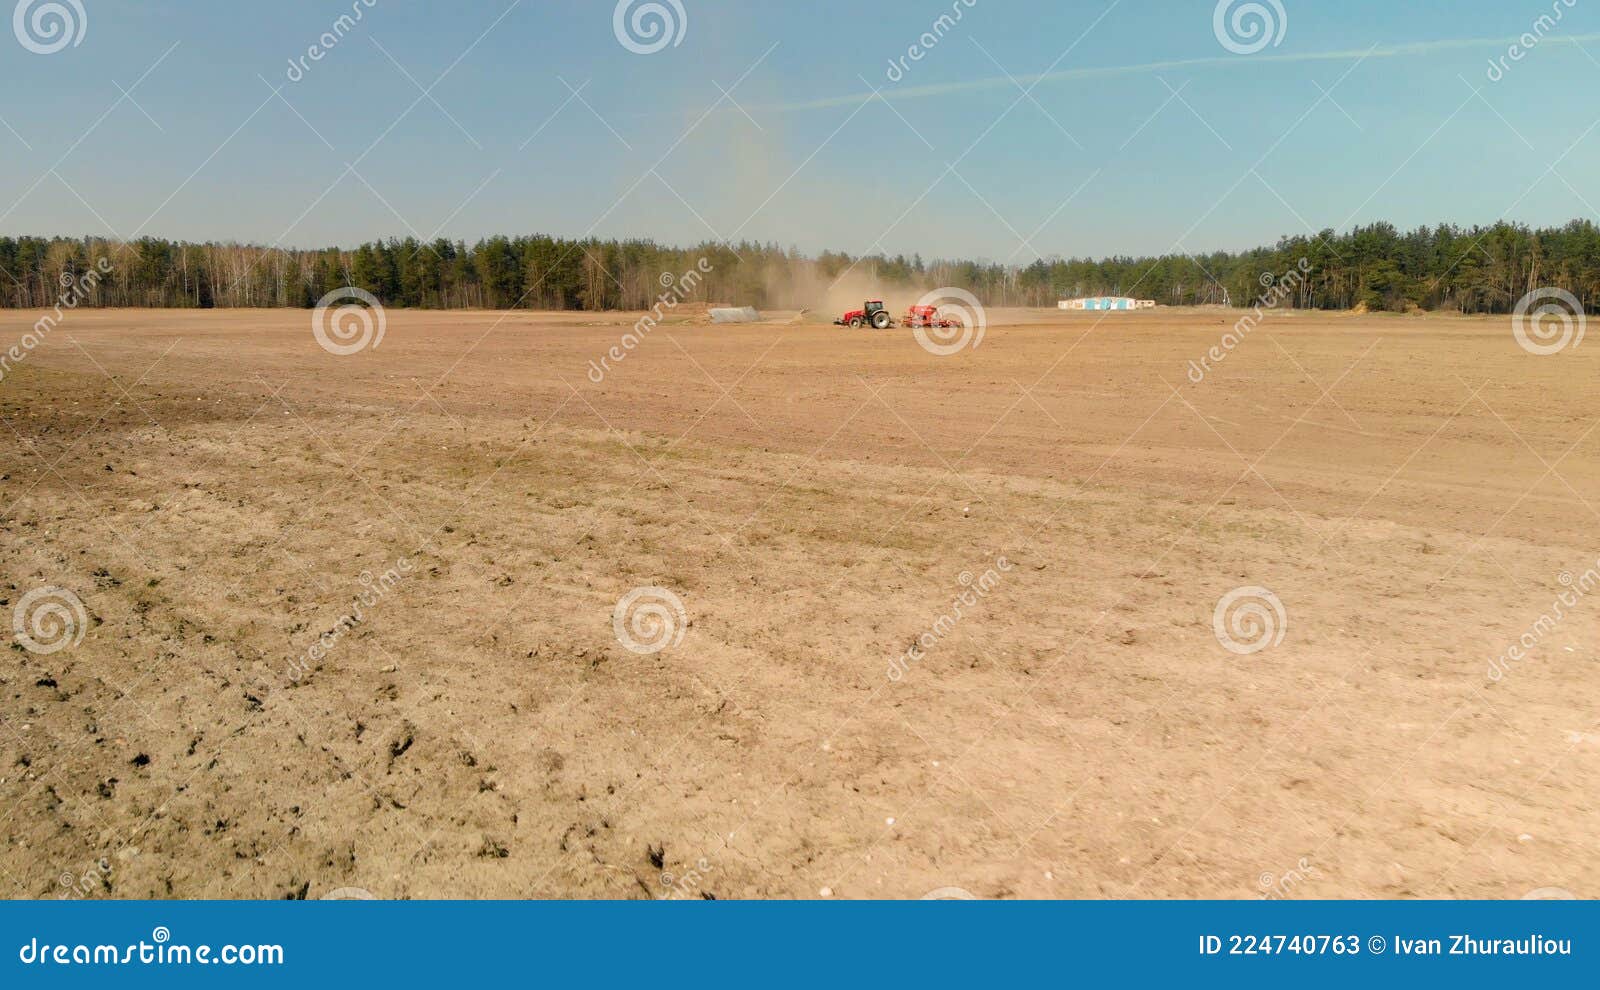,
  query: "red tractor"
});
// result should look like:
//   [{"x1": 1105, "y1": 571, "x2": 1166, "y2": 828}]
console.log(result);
[
  {"x1": 834, "y1": 300, "x2": 895, "y2": 329},
  {"x1": 903, "y1": 304, "x2": 962, "y2": 329}
]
